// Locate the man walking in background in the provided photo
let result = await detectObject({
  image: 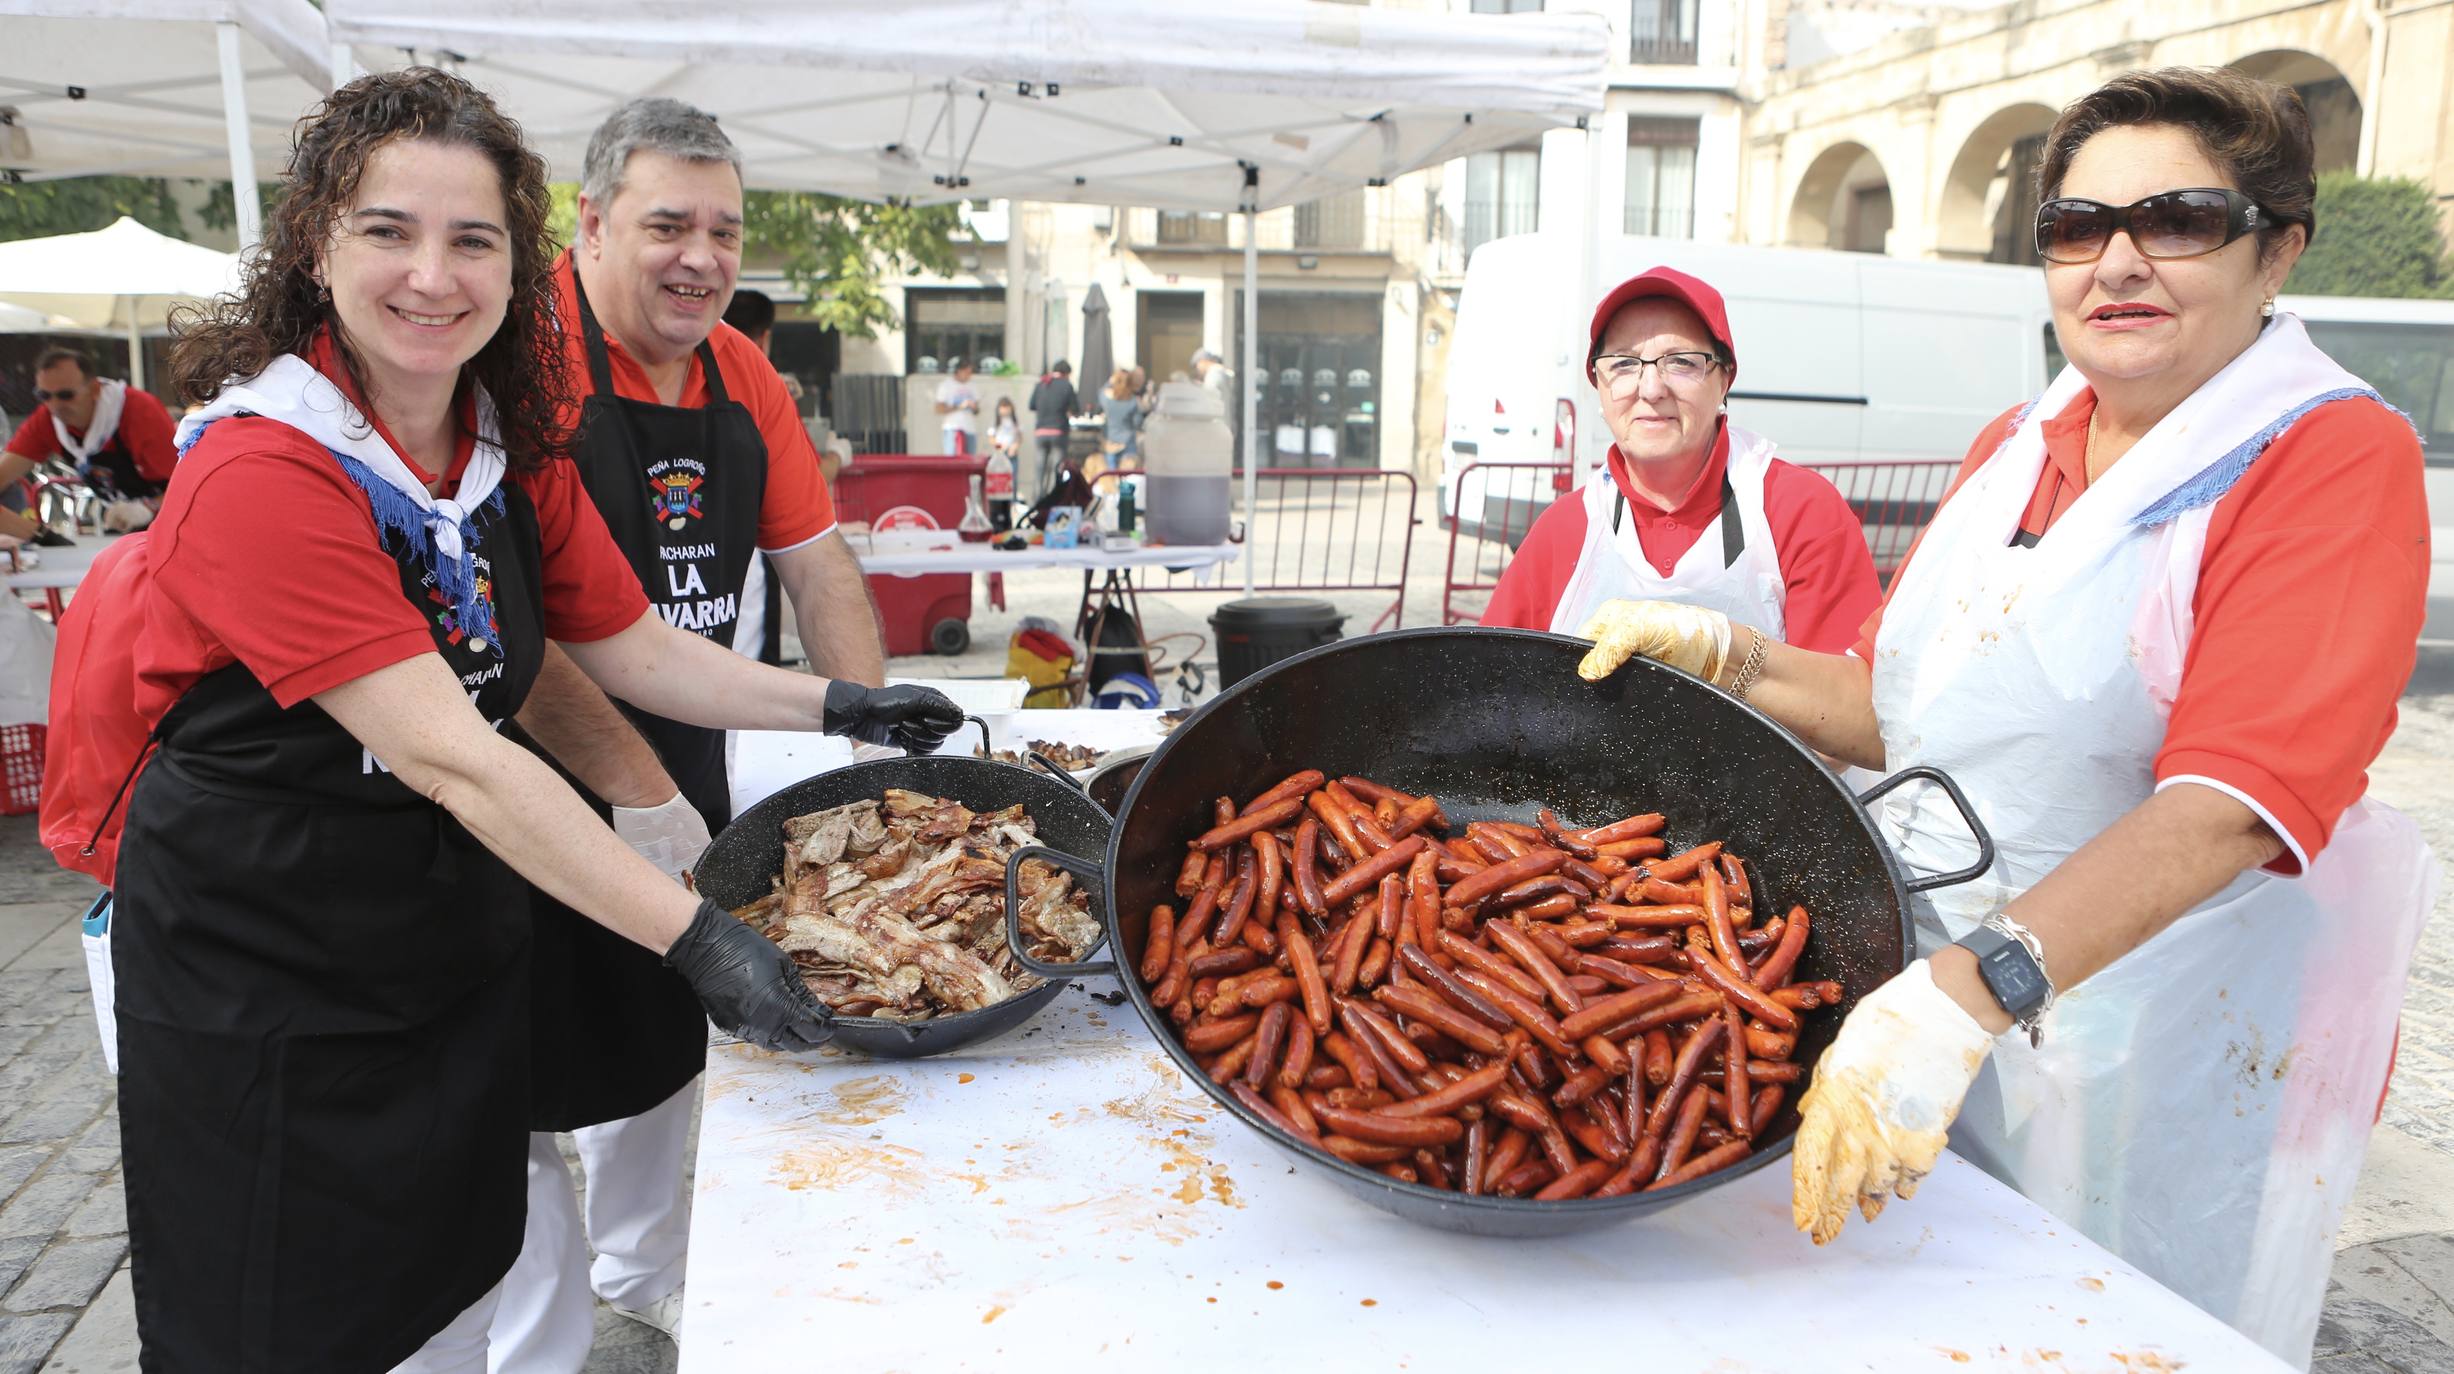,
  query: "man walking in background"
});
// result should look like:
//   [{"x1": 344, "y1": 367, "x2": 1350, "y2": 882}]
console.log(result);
[{"x1": 1026, "y1": 358, "x2": 1077, "y2": 498}]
